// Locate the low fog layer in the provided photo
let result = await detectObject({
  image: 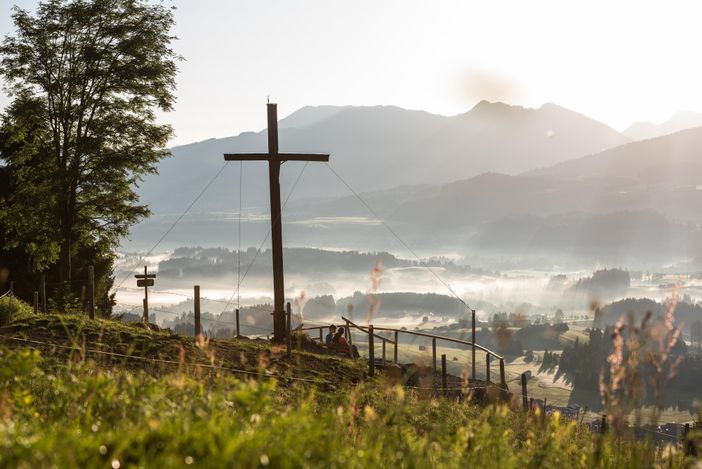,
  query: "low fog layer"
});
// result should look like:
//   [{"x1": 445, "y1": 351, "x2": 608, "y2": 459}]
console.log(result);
[{"x1": 114, "y1": 247, "x2": 702, "y2": 333}]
